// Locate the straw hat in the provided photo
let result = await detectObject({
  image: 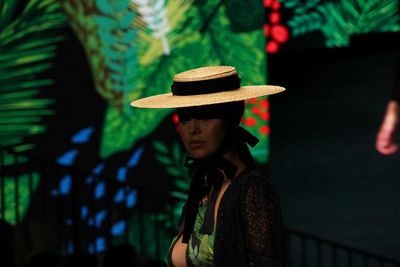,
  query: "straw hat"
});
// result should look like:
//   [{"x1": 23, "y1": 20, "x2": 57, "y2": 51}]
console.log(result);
[{"x1": 130, "y1": 66, "x2": 285, "y2": 108}]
